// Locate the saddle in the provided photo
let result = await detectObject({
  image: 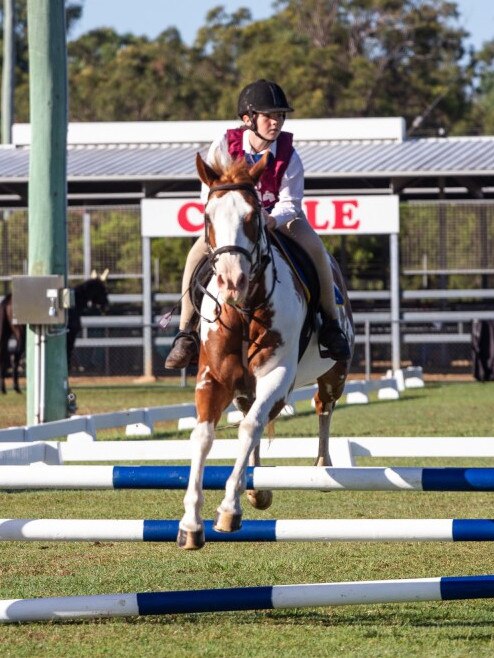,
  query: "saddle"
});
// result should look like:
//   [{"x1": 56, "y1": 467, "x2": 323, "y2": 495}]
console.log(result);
[
  {"x1": 269, "y1": 230, "x2": 319, "y2": 360},
  {"x1": 267, "y1": 230, "x2": 346, "y2": 360},
  {"x1": 189, "y1": 230, "x2": 342, "y2": 361}
]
